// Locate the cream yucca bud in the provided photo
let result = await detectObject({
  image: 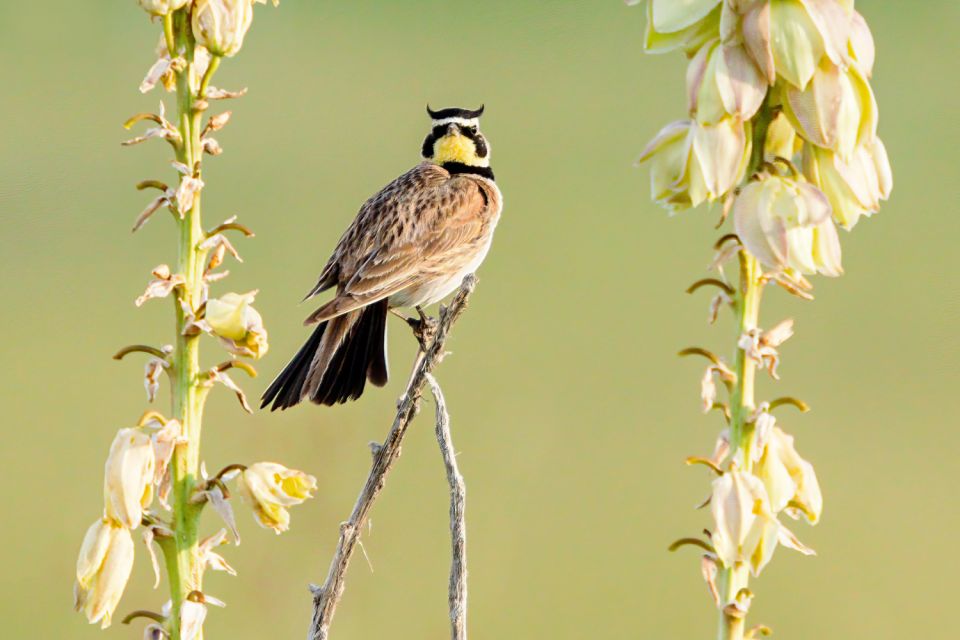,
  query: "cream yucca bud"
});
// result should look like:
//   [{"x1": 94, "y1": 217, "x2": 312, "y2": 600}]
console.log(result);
[
  {"x1": 740, "y1": 0, "x2": 851, "y2": 90},
  {"x1": 710, "y1": 470, "x2": 813, "y2": 576},
  {"x1": 687, "y1": 40, "x2": 766, "y2": 124},
  {"x1": 763, "y1": 111, "x2": 799, "y2": 161},
  {"x1": 138, "y1": 0, "x2": 190, "y2": 16},
  {"x1": 638, "y1": 120, "x2": 694, "y2": 211},
  {"x1": 192, "y1": 0, "x2": 254, "y2": 58},
  {"x1": 710, "y1": 470, "x2": 773, "y2": 573},
  {"x1": 783, "y1": 61, "x2": 877, "y2": 159},
  {"x1": 74, "y1": 519, "x2": 135, "y2": 628},
  {"x1": 733, "y1": 174, "x2": 842, "y2": 276},
  {"x1": 205, "y1": 291, "x2": 269, "y2": 358},
  {"x1": 639, "y1": 118, "x2": 749, "y2": 212},
  {"x1": 103, "y1": 427, "x2": 156, "y2": 529},
  {"x1": 638, "y1": 0, "x2": 722, "y2": 55},
  {"x1": 756, "y1": 426, "x2": 823, "y2": 523},
  {"x1": 802, "y1": 138, "x2": 892, "y2": 229},
  {"x1": 238, "y1": 462, "x2": 317, "y2": 534},
  {"x1": 848, "y1": 10, "x2": 875, "y2": 77},
  {"x1": 180, "y1": 600, "x2": 207, "y2": 640}
]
